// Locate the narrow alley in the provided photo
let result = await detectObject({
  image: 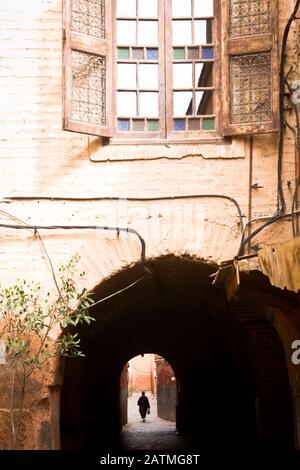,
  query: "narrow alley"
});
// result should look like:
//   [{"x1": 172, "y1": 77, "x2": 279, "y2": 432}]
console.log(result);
[{"x1": 120, "y1": 393, "x2": 192, "y2": 451}]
